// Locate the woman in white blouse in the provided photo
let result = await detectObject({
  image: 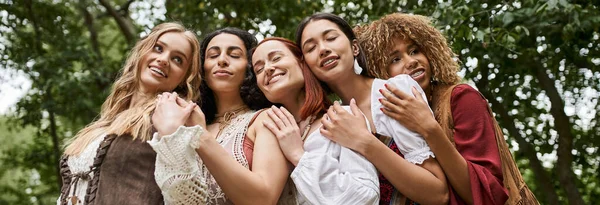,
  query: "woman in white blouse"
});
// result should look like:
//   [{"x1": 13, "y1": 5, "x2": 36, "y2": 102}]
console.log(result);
[
  {"x1": 251, "y1": 37, "x2": 379, "y2": 204},
  {"x1": 295, "y1": 13, "x2": 449, "y2": 204}
]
